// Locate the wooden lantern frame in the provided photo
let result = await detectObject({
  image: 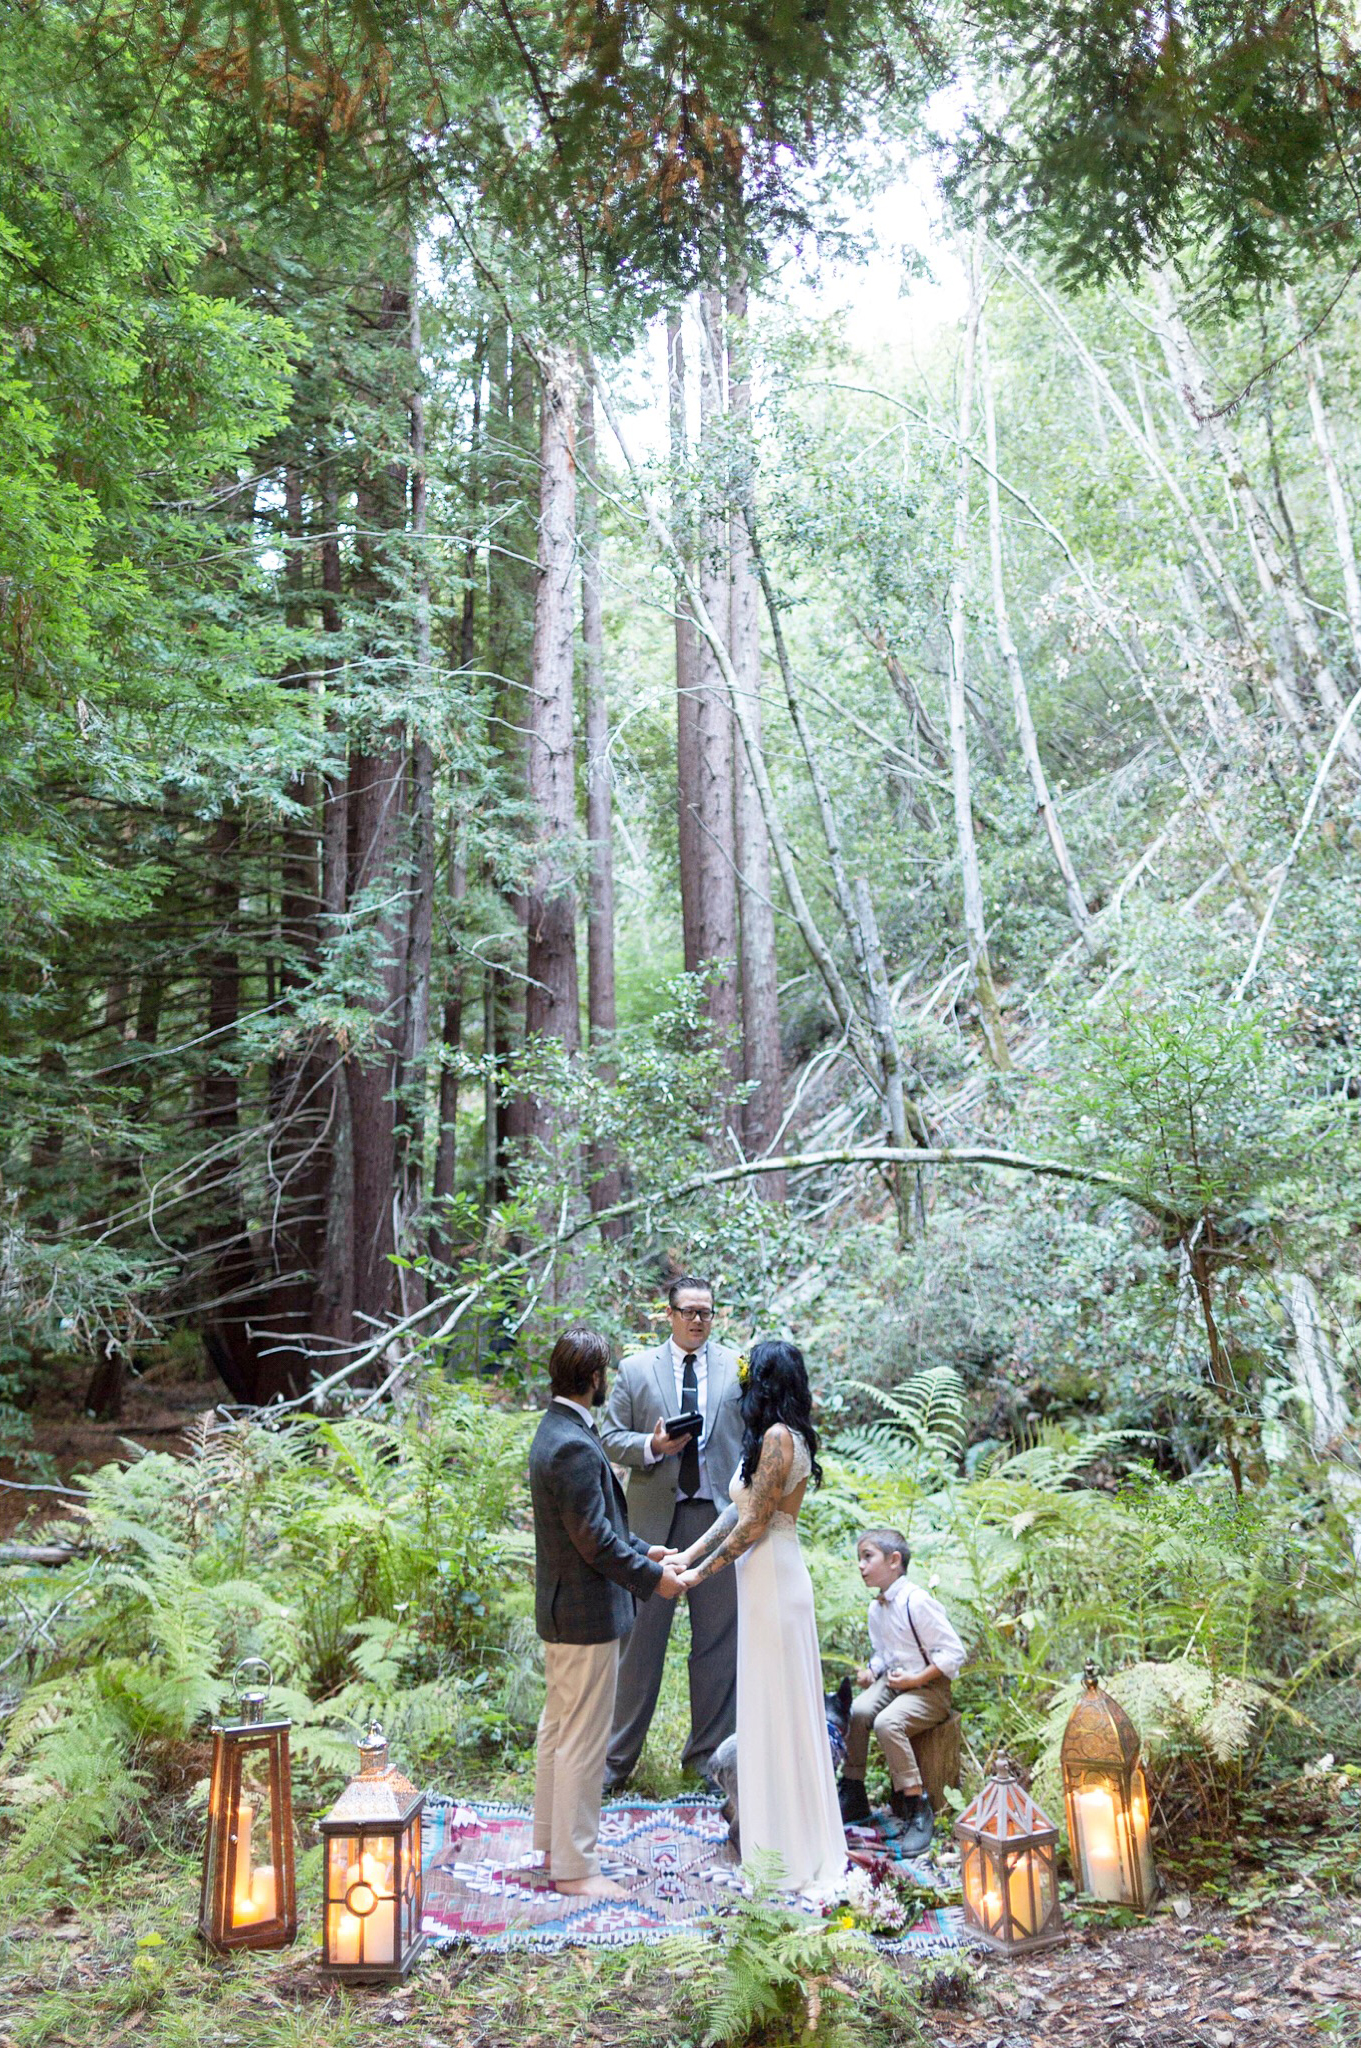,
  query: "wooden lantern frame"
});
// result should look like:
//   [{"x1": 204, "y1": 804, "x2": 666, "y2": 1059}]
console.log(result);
[
  {"x1": 954, "y1": 1755, "x2": 1066, "y2": 1954},
  {"x1": 318, "y1": 1723, "x2": 426, "y2": 1983},
  {"x1": 199, "y1": 1659, "x2": 297, "y2": 1952},
  {"x1": 1060, "y1": 1661, "x2": 1157, "y2": 1913}
]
